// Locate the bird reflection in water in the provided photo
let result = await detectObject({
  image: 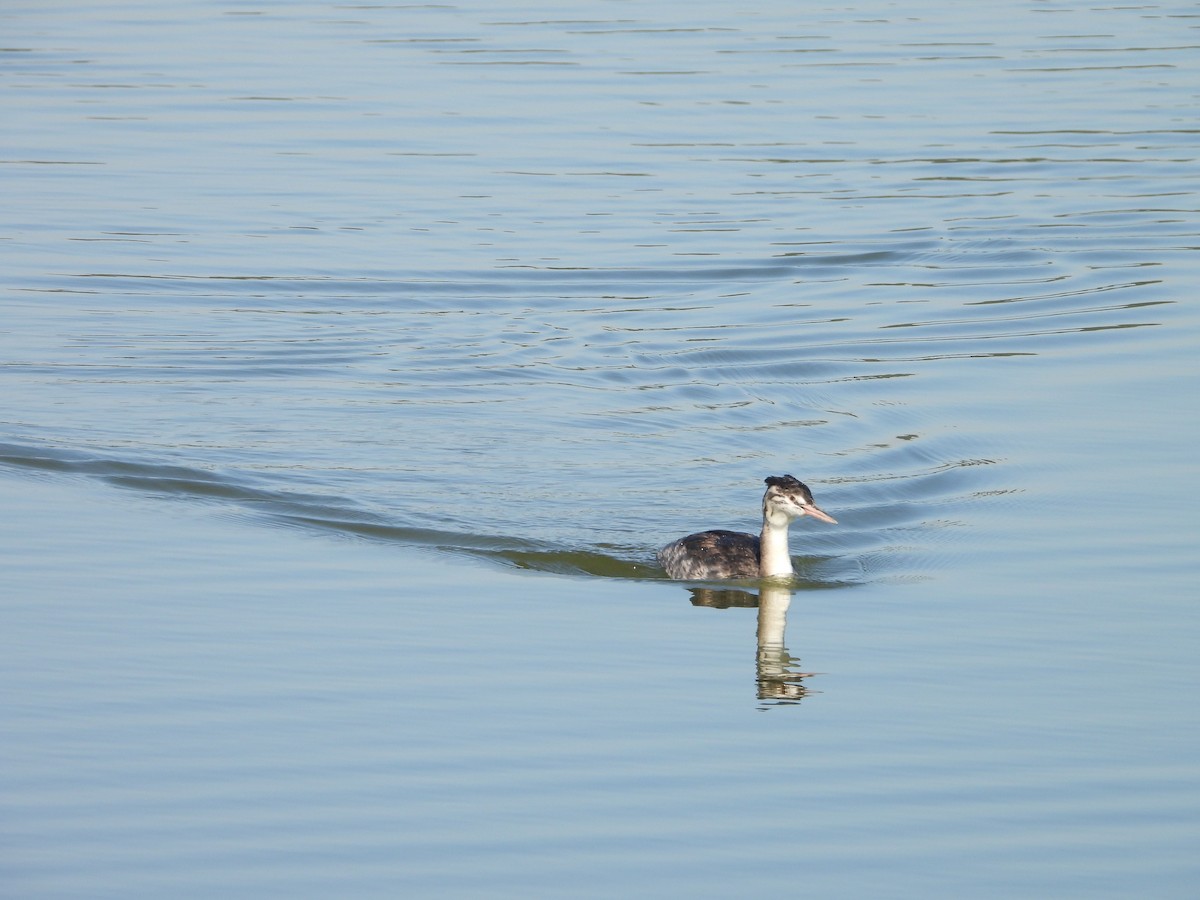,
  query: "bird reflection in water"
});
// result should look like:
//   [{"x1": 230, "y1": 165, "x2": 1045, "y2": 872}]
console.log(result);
[{"x1": 688, "y1": 583, "x2": 815, "y2": 707}]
